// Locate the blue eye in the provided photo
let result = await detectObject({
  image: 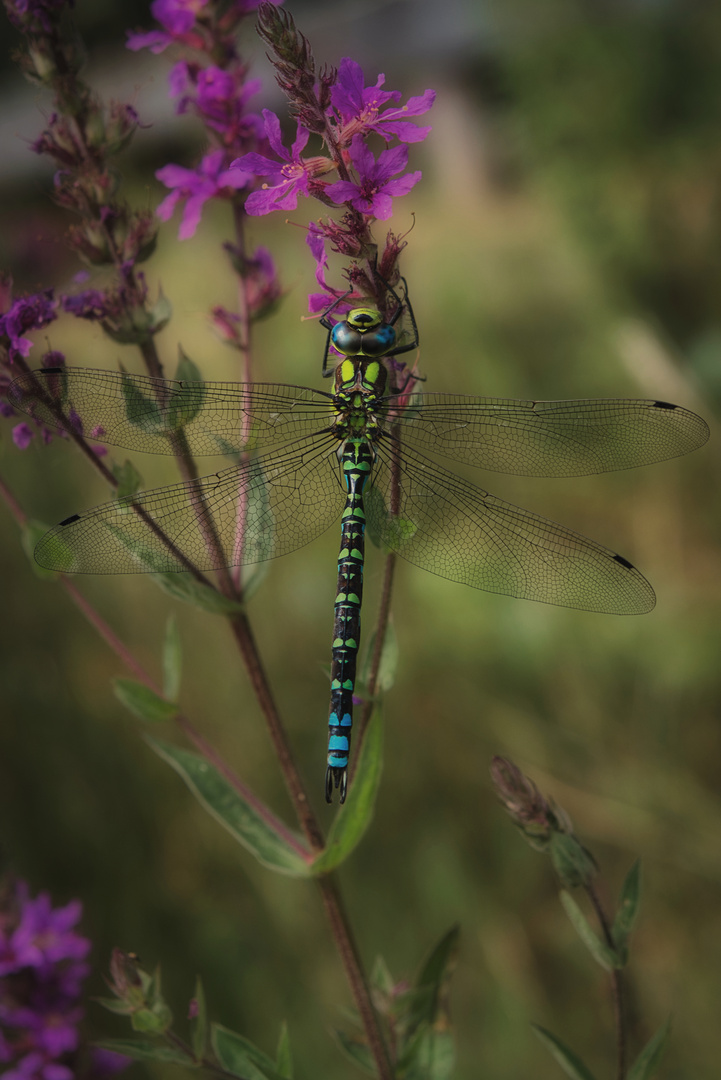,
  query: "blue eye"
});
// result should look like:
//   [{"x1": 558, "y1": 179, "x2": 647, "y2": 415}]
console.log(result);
[
  {"x1": 361, "y1": 324, "x2": 397, "y2": 357},
  {"x1": 331, "y1": 323, "x2": 362, "y2": 355}
]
